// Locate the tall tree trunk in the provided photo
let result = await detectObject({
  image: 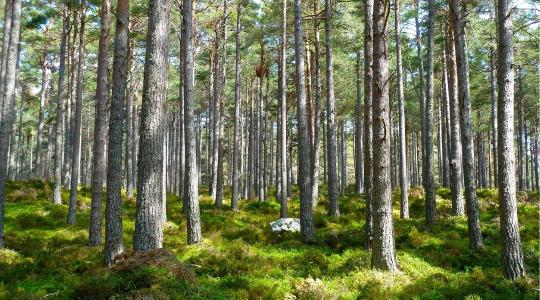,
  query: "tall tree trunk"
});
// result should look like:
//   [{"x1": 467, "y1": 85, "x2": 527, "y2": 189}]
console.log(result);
[
  {"x1": 182, "y1": 0, "x2": 202, "y2": 244},
  {"x1": 279, "y1": 0, "x2": 288, "y2": 217},
  {"x1": 446, "y1": 24, "x2": 464, "y2": 216},
  {"x1": 354, "y1": 50, "x2": 363, "y2": 195},
  {"x1": 0, "y1": 0, "x2": 13, "y2": 122},
  {"x1": 53, "y1": 13, "x2": 68, "y2": 205},
  {"x1": 414, "y1": 0, "x2": 426, "y2": 189},
  {"x1": 294, "y1": 0, "x2": 315, "y2": 242},
  {"x1": 68, "y1": 6, "x2": 86, "y2": 225},
  {"x1": 424, "y1": 0, "x2": 436, "y2": 224},
  {"x1": 517, "y1": 67, "x2": 525, "y2": 191},
  {"x1": 35, "y1": 49, "x2": 50, "y2": 178},
  {"x1": 496, "y1": 0, "x2": 525, "y2": 279},
  {"x1": 449, "y1": 0, "x2": 483, "y2": 250},
  {"x1": 0, "y1": 0, "x2": 21, "y2": 248},
  {"x1": 325, "y1": 0, "x2": 339, "y2": 217},
  {"x1": 231, "y1": 3, "x2": 242, "y2": 211},
  {"x1": 89, "y1": 0, "x2": 111, "y2": 246},
  {"x1": 395, "y1": 0, "x2": 408, "y2": 219},
  {"x1": 105, "y1": 0, "x2": 129, "y2": 265},
  {"x1": 134, "y1": 0, "x2": 170, "y2": 252},
  {"x1": 363, "y1": 0, "x2": 373, "y2": 250},
  {"x1": 371, "y1": 0, "x2": 397, "y2": 271},
  {"x1": 489, "y1": 47, "x2": 498, "y2": 187},
  {"x1": 215, "y1": 0, "x2": 228, "y2": 206}
]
